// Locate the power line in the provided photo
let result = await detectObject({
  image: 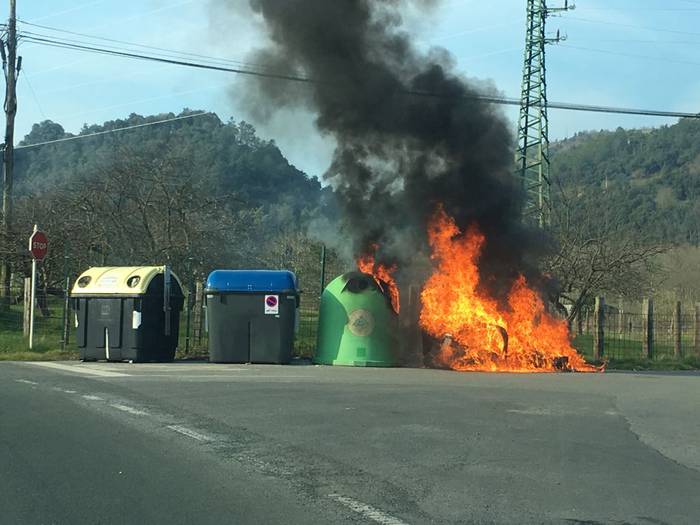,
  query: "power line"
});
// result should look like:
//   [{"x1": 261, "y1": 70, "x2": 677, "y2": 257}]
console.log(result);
[
  {"x1": 591, "y1": 0, "x2": 700, "y2": 6},
  {"x1": 561, "y1": 43, "x2": 700, "y2": 68},
  {"x1": 18, "y1": 29, "x2": 276, "y2": 76},
  {"x1": 50, "y1": 81, "x2": 228, "y2": 122},
  {"x1": 577, "y1": 6, "x2": 700, "y2": 11},
  {"x1": 15, "y1": 112, "x2": 211, "y2": 150},
  {"x1": 427, "y1": 19, "x2": 524, "y2": 42},
  {"x1": 19, "y1": 34, "x2": 318, "y2": 83},
  {"x1": 26, "y1": 0, "x2": 109, "y2": 23},
  {"x1": 574, "y1": 38, "x2": 700, "y2": 45},
  {"x1": 567, "y1": 16, "x2": 700, "y2": 37},
  {"x1": 19, "y1": 68, "x2": 46, "y2": 119},
  {"x1": 15, "y1": 29, "x2": 700, "y2": 120},
  {"x1": 16, "y1": 19, "x2": 272, "y2": 72},
  {"x1": 30, "y1": 62, "x2": 176, "y2": 96}
]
